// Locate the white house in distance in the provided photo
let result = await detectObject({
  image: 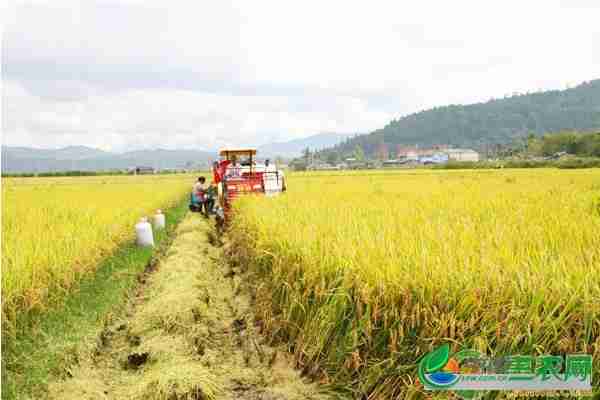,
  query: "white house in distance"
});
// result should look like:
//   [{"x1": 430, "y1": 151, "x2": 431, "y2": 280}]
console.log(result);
[
  {"x1": 445, "y1": 148, "x2": 480, "y2": 162},
  {"x1": 396, "y1": 145, "x2": 480, "y2": 163}
]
